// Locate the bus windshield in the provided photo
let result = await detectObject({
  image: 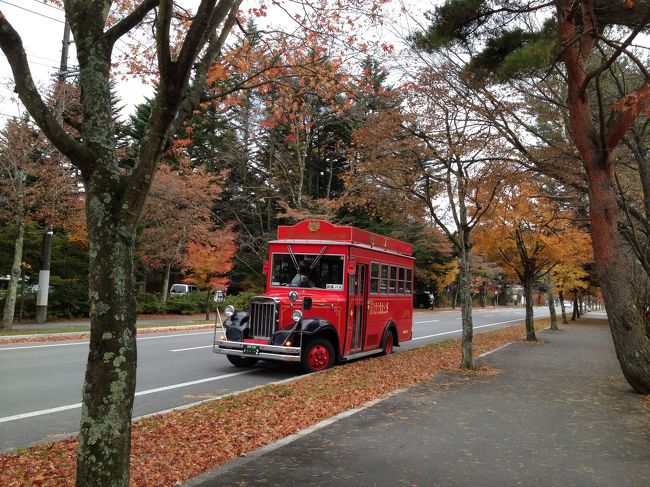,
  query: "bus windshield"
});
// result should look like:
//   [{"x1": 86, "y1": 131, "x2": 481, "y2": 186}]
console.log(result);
[{"x1": 271, "y1": 252, "x2": 345, "y2": 289}]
